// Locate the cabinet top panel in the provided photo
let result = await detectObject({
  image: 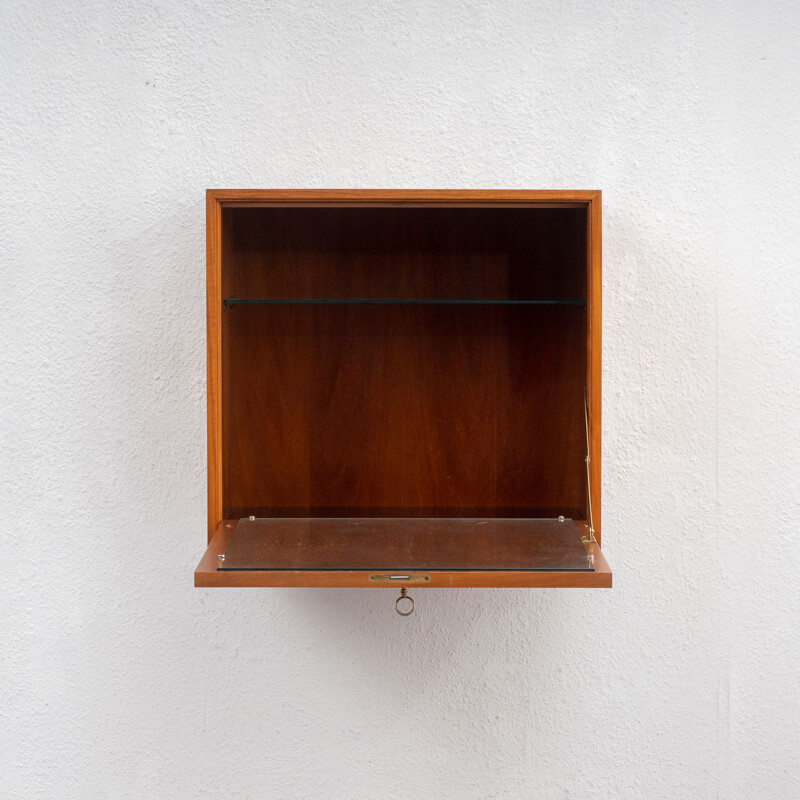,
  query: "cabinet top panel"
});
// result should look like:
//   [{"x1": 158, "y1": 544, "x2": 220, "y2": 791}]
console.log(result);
[{"x1": 207, "y1": 188, "x2": 601, "y2": 207}]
